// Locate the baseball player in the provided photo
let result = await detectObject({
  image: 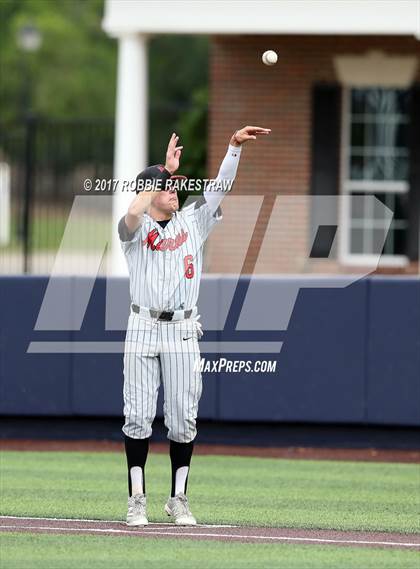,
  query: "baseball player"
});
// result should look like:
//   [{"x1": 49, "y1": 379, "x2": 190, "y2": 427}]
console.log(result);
[{"x1": 119, "y1": 126, "x2": 271, "y2": 526}]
